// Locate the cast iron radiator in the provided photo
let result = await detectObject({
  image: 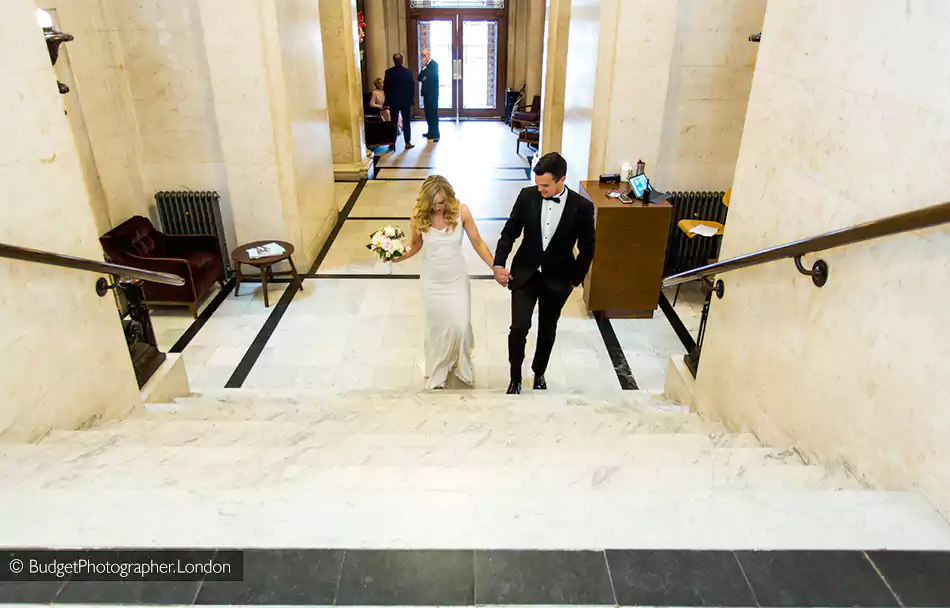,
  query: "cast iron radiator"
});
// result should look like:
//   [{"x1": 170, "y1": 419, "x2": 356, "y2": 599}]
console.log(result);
[
  {"x1": 155, "y1": 190, "x2": 230, "y2": 275},
  {"x1": 663, "y1": 190, "x2": 729, "y2": 277}
]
